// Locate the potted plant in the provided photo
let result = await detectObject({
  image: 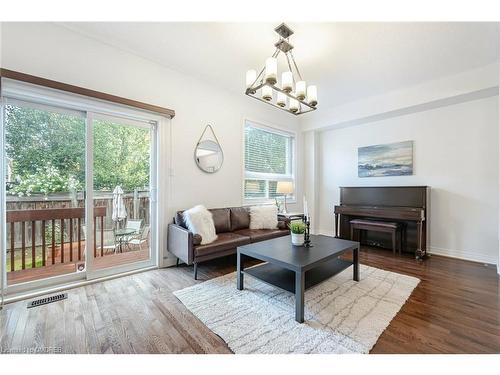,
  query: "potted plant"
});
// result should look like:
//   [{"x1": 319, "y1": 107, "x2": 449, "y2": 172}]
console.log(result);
[{"x1": 289, "y1": 221, "x2": 306, "y2": 246}]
